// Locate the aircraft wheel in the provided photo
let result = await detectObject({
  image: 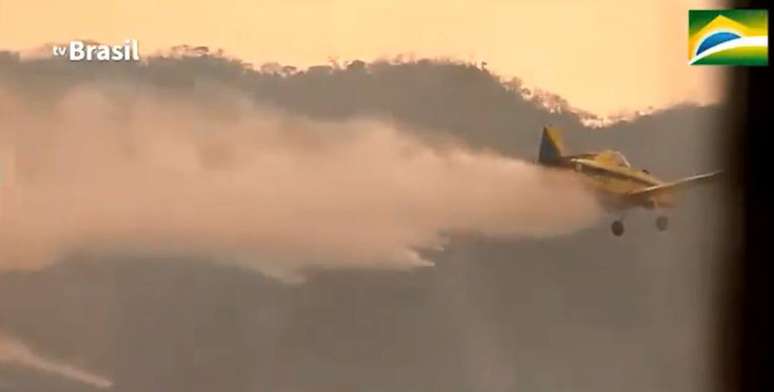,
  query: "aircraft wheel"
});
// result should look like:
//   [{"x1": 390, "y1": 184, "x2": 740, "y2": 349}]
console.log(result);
[
  {"x1": 611, "y1": 220, "x2": 624, "y2": 236},
  {"x1": 656, "y1": 215, "x2": 669, "y2": 231}
]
